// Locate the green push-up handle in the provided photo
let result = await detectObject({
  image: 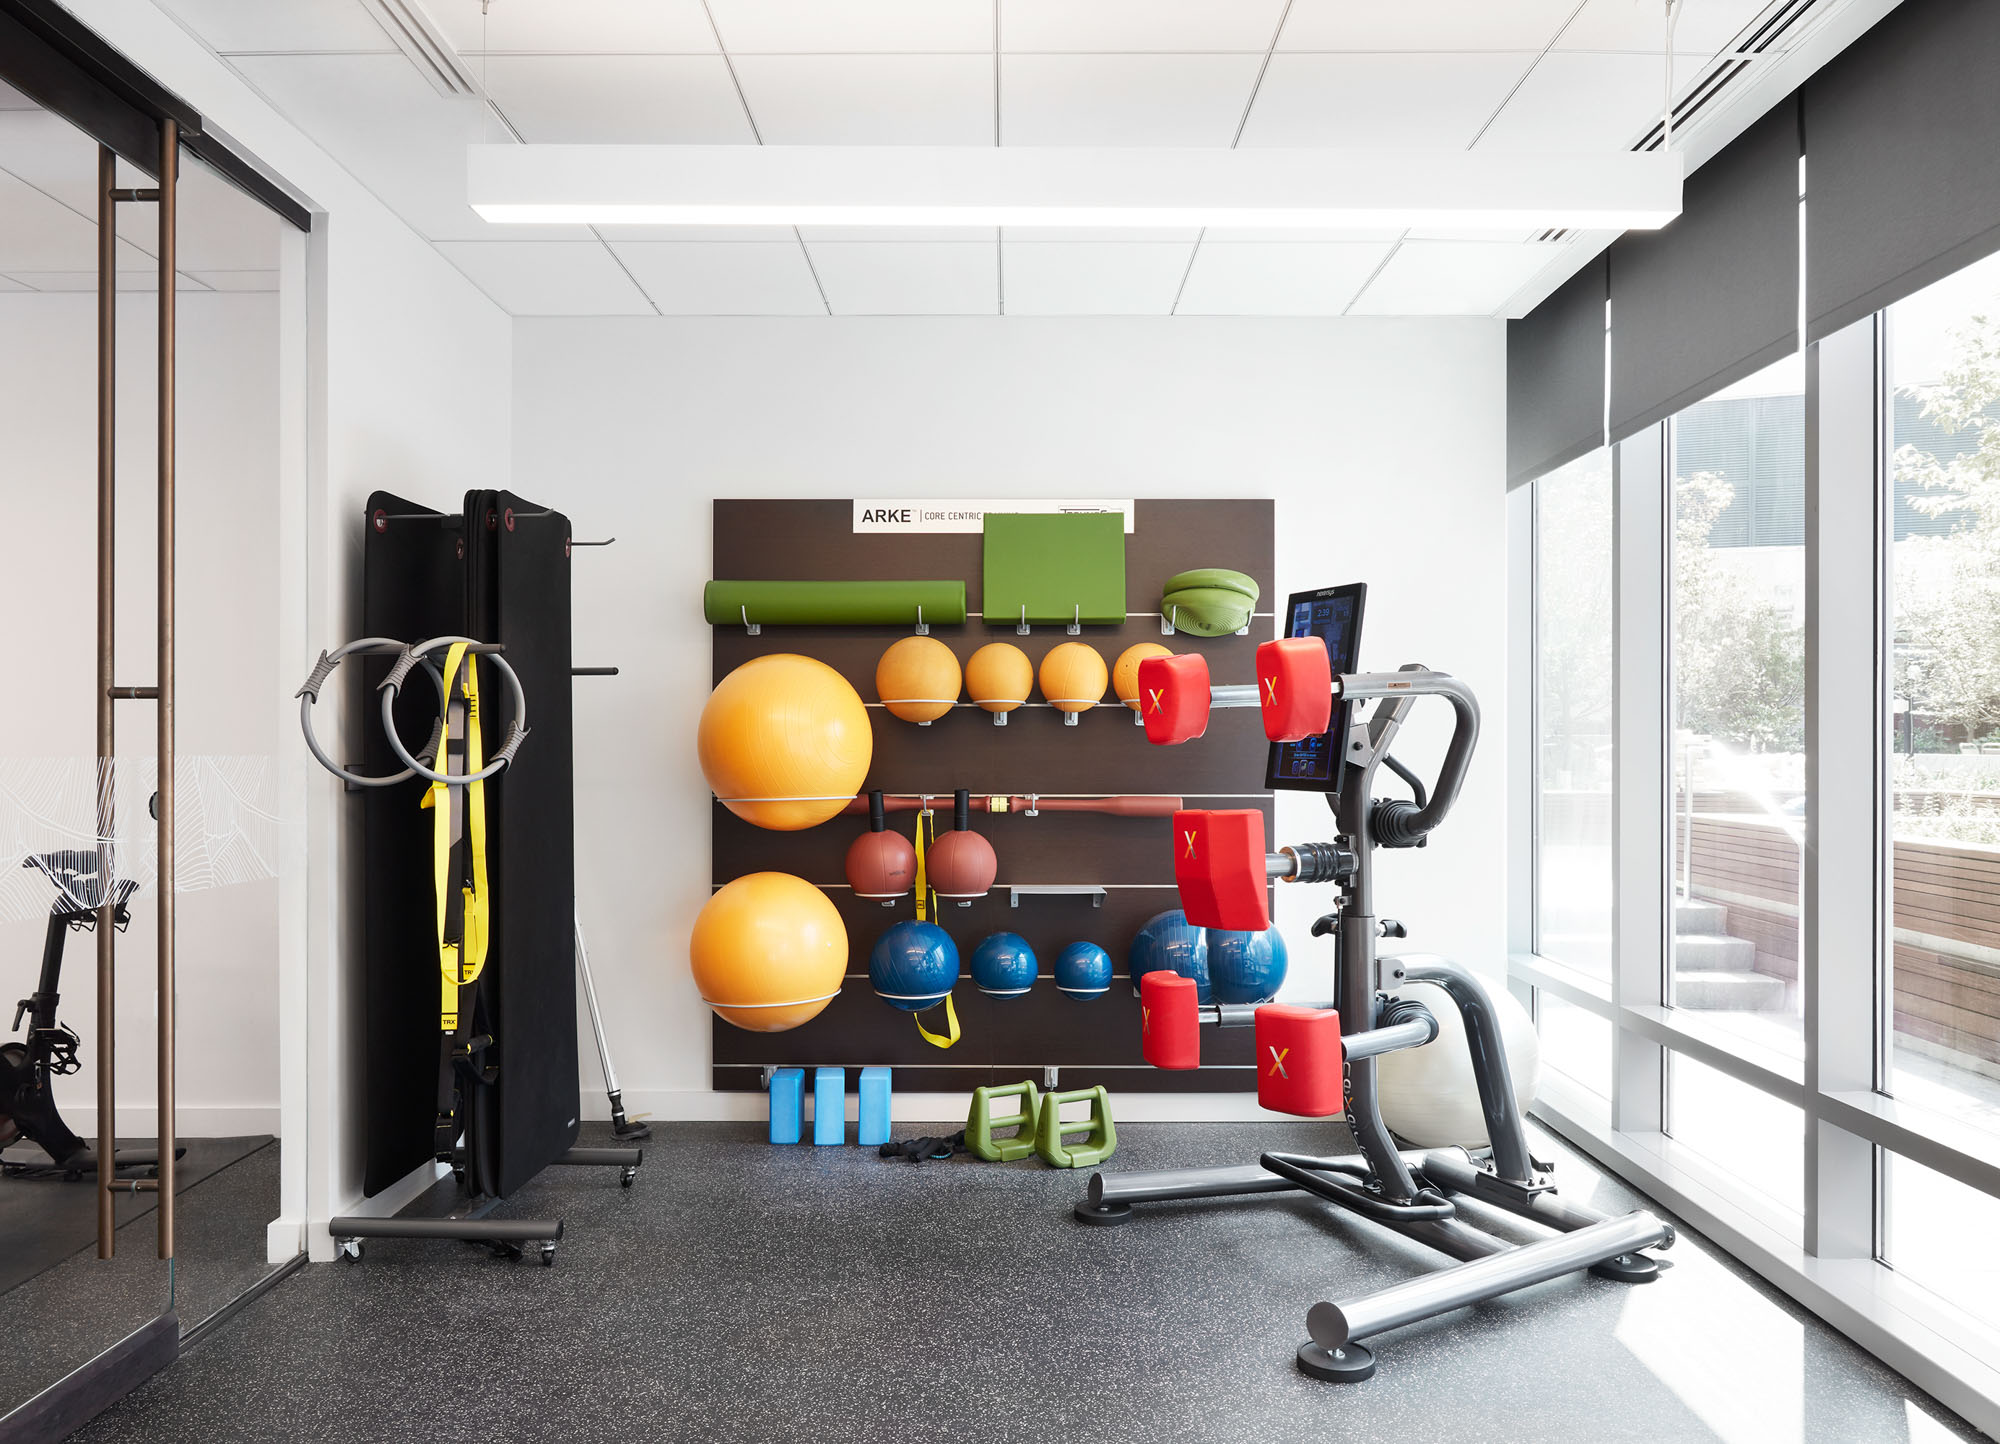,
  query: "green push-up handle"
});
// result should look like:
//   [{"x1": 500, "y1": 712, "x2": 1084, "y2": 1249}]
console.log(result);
[
  {"x1": 966, "y1": 1081, "x2": 1042, "y2": 1162},
  {"x1": 1034, "y1": 1086, "x2": 1117, "y2": 1169}
]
